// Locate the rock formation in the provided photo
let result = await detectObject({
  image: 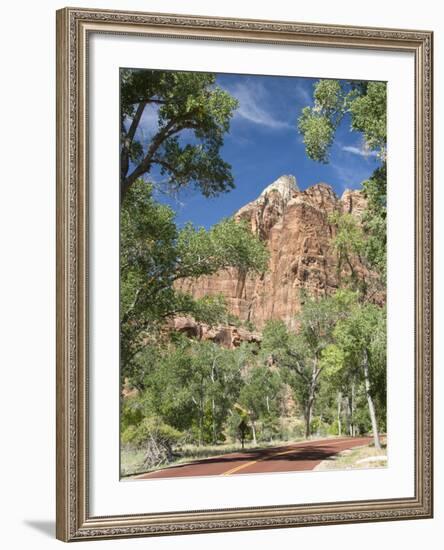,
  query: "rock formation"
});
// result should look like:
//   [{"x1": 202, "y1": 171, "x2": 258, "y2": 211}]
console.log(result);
[
  {"x1": 176, "y1": 175, "x2": 375, "y2": 338},
  {"x1": 171, "y1": 316, "x2": 262, "y2": 348}
]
